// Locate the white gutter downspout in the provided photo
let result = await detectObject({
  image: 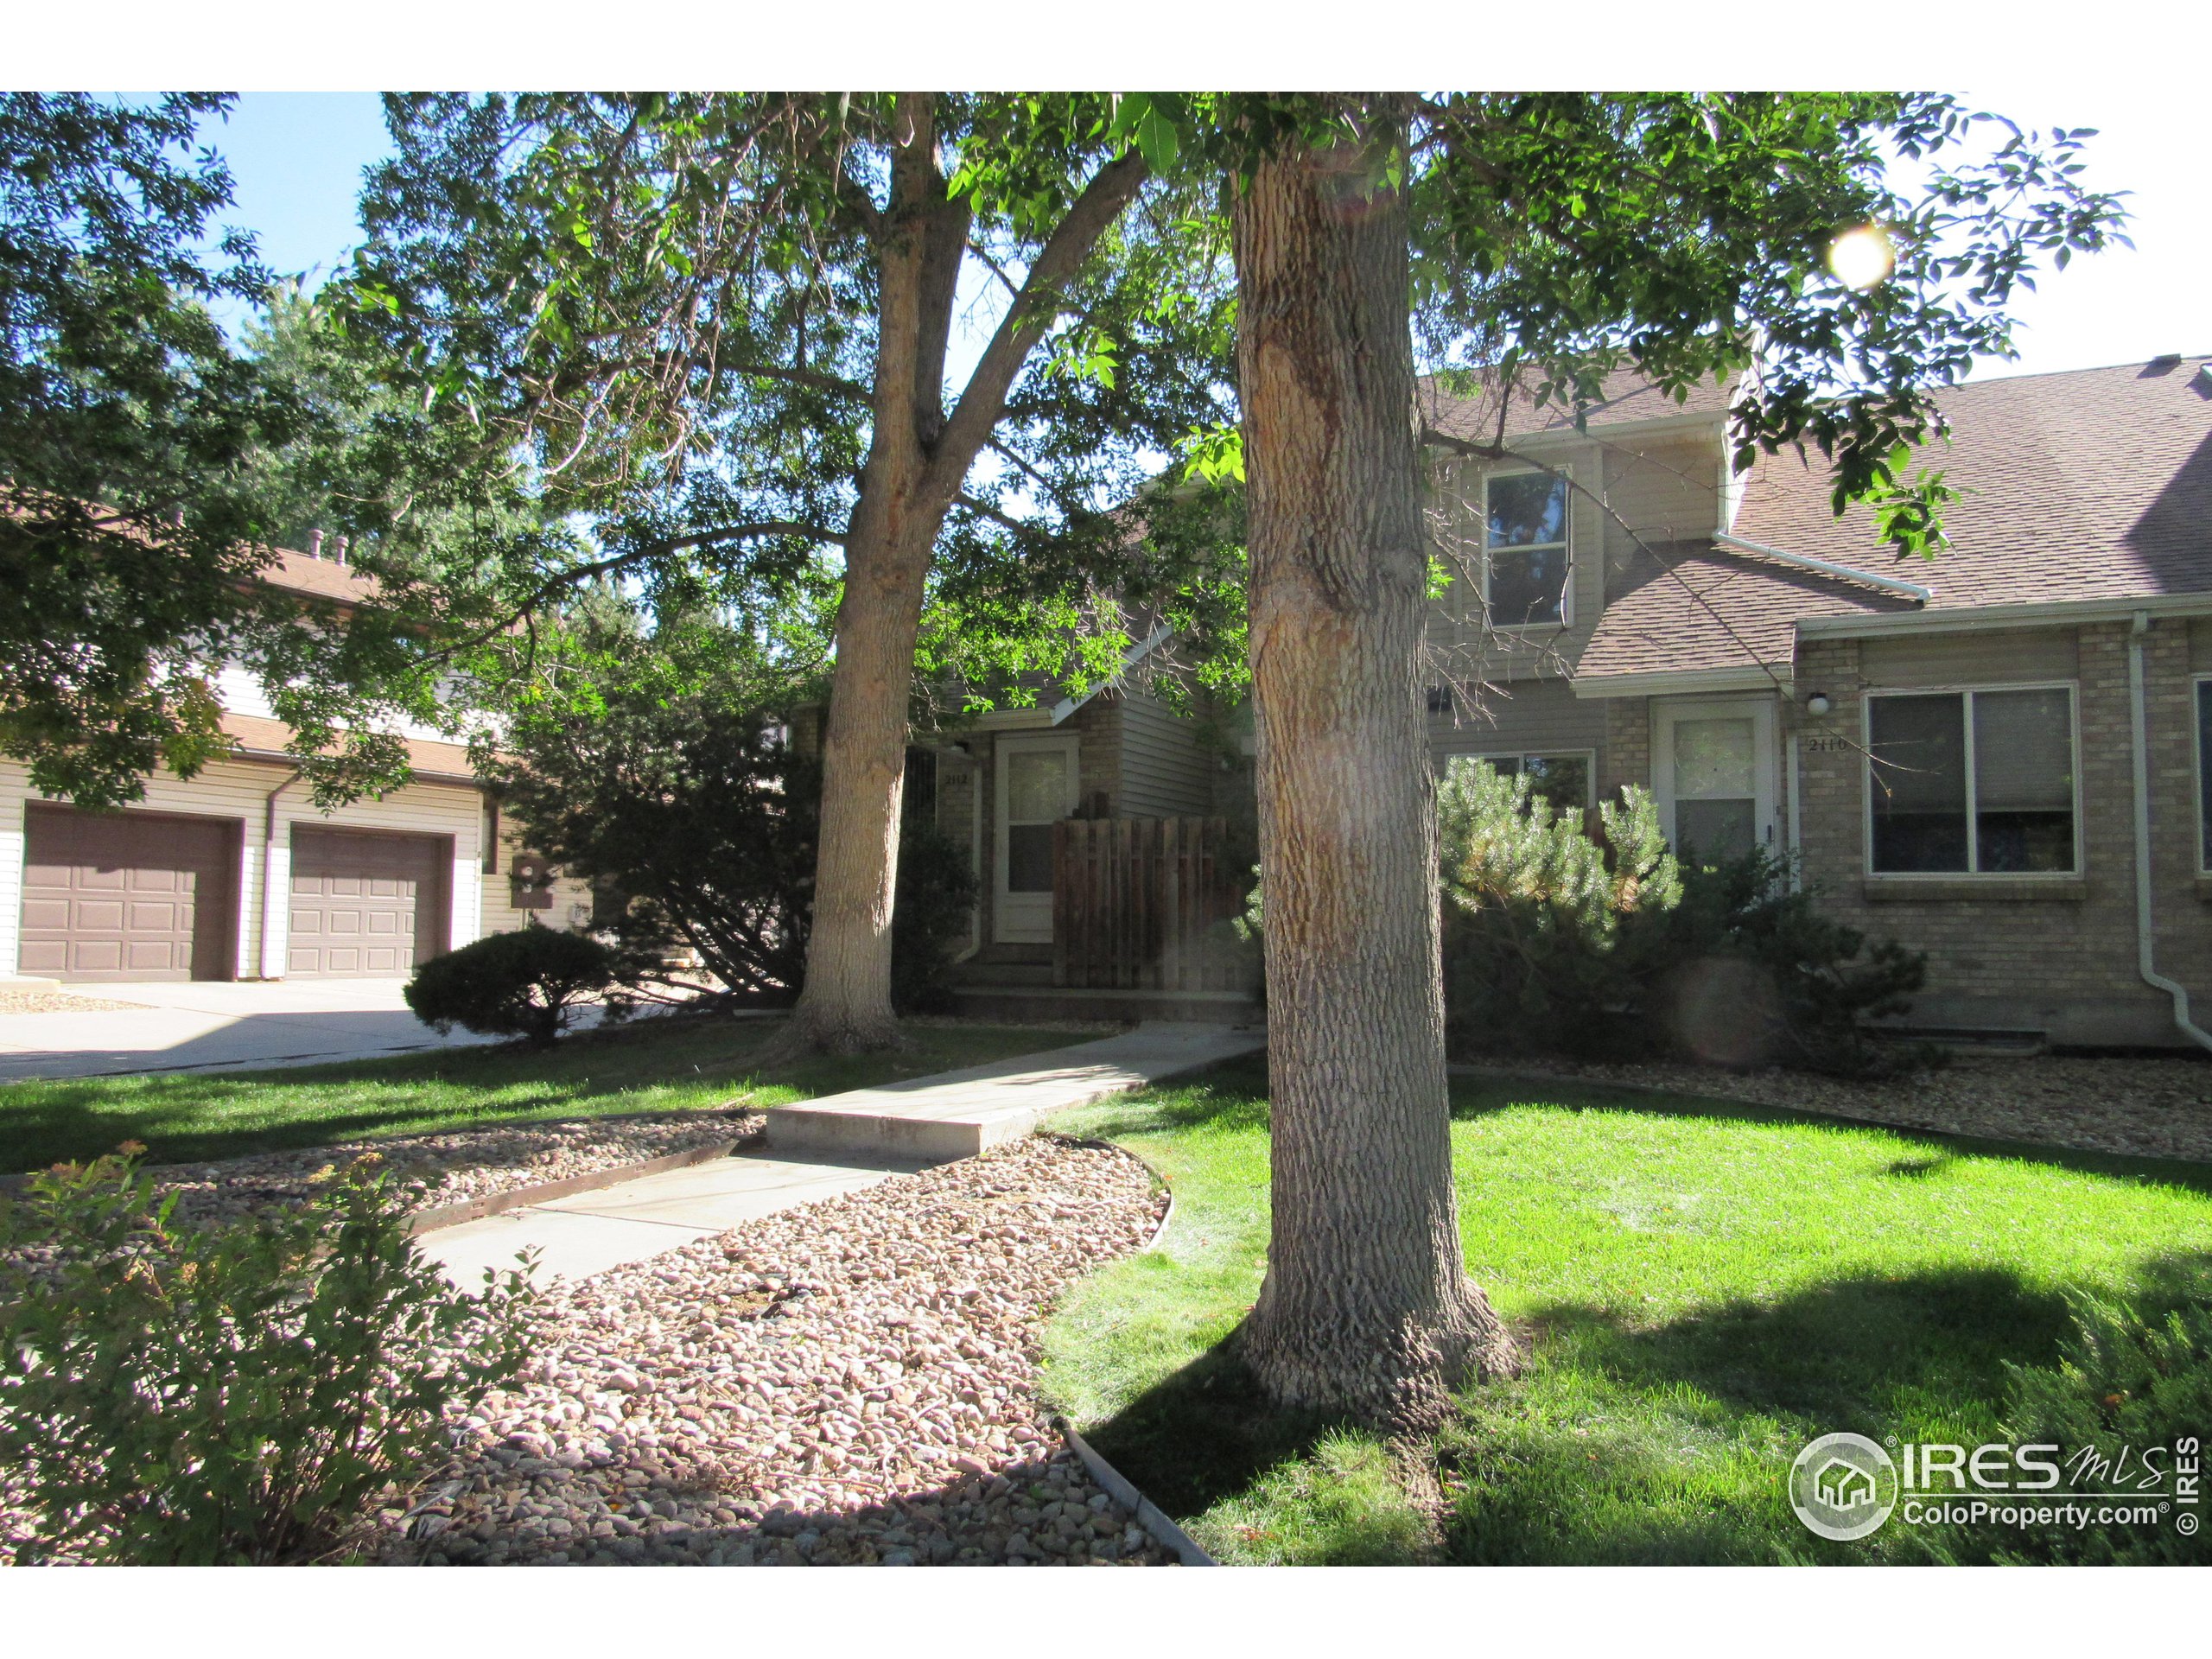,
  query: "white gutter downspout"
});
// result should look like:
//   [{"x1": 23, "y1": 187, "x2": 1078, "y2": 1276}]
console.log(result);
[
  {"x1": 2127, "y1": 611, "x2": 2212, "y2": 1052},
  {"x1": 256, "y1": 767, "x2": 302, "y2": 980},
  {"x1": 1713, "y1": 531, "x2": 1934, "y2": 605}
]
